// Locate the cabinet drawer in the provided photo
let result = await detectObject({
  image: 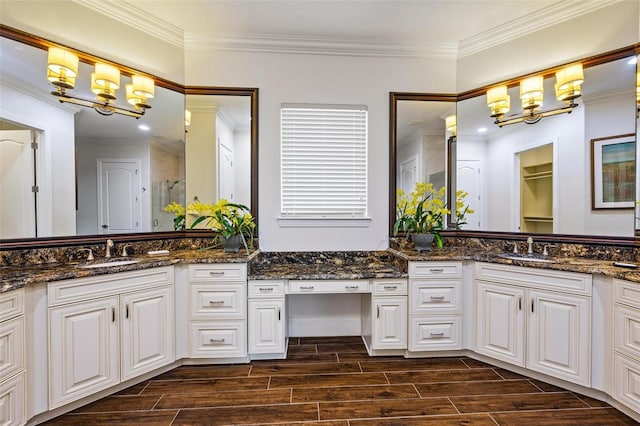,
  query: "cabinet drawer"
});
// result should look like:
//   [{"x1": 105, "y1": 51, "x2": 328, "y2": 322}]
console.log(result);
[
  {"x1": 0, "y1": 317, "x2": 24, "y2": 381},
  {"x1": 410, "y1": 280, "x2": 461, "y2": 314},
  {"x1": 289, "y1": 280, "x2": 369, "y2": 294},
  {"x1": 373, "y1": 279, "x2": 407, "y2": 296},
  {"x1": 475, "y1": 262, "x2": 591, "y2": 296},
  {"x1": 190, "y1": 284, "x2": 245, "y2": 319},
  {"x1": 409, "y1": 262, "x2": 462, "y2": 278},
  {"x1": 190, "y1": 321, "x2": 246, "y2": 358},
  {"x1": 615, "y1": 304, "x2": 640, "y2": 359},
  {"x1": 48, "y1": 266, "x2": 174, "y2": 306},
  {"x1": 248, "y1": 280, "x2": 285, "y2": 298},
  {"x1": 0, "y1": 371, "x2": 25, "y2": 426},
  {"x1": 615, "y1": 279, "x2": 640, "y2": 307},
  {"x1": 0, "y1": 289, "x2": 24, "y2": 322},
  {"x1": 189, "y1": 264, "x2": 247, "y2": 282},
  {"x1": 409, "y1": 316, "x2": 461, "y2": 351},
  {"x1": 613, "y1": 352, "x2": 640, "y2": 413}
]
